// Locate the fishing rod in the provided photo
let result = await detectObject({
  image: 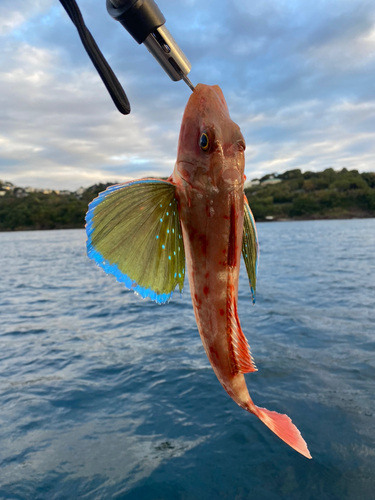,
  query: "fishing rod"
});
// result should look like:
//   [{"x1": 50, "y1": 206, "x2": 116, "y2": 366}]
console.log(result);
[{"x1": 59, "y1": 0, "x2": 195, "y2": 115}]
